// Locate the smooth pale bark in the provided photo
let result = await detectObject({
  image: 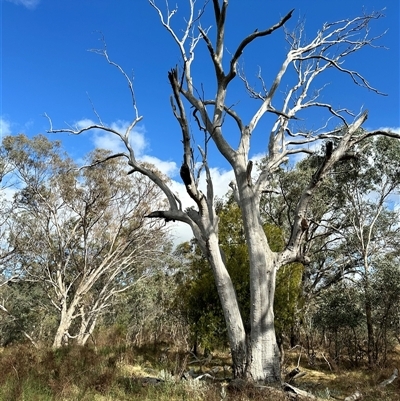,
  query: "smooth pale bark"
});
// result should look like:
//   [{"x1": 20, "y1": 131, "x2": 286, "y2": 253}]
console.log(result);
[
  {"x1": 207, "y1": 232, "x2": 248, "y2": 377},
  {"x1": 53, "y1": 299, "x2": 79, "y2": 348},
  {"x1": 365, "y1": 292, "x2": 375, "y2": 366},
  {"x1": 53, "y1": 298, "x2": 97, "y2": 347},
  {"x1": 76, "y1": 308, "x2": 98, "y2": 346},
  {"x1": 238, "y1": 175, "x2": 281, "y2": 382}
]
